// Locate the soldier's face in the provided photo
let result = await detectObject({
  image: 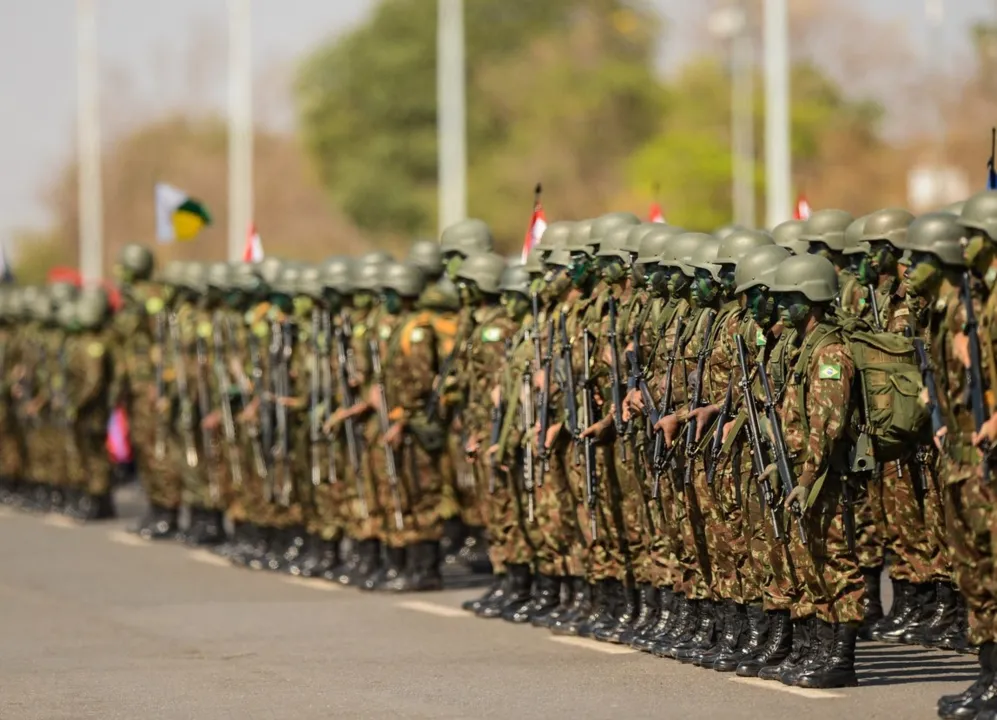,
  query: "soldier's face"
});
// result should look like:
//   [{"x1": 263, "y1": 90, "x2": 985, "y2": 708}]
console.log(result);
[
  {"x1": 904, "y1": 254, "x2": 941, "y2": 297},
  {"x1": 745, "y1": 286, "x2": 775, "y2": 326},
  {"x1": 776, "y1": 292, "x2": 810, "y2": 328},
  {"x1": 665, "y1": 266, "x2": 688, "y2": 295},
  {"x1": 541, "y1": 267, "x2": 572, "y2": 301},
  {"x1": 568, "y1": 253, "x2": 593, "y2": 288},
  {"x1": 964, "y1": 231, "x2": 997, "y2": 277},
  {"x1": 691, "y1": 269, "x2": 719, "y2": 305},
  {"x1": 382, "y1": 290, "x2": 403, "y2": 314},
  {"x1": 444, "y1": 254, "x2": 463, "y2": 281},
  {"x1": 807, "y1": 242, "x2": 835, "y2": 261},
  {"x1": 501, "y1": 291, "x2": 528, "y2": 319},
  {"x1": 597, "y1": 257, "x2": 626, "y2": 284},
  {"x1": 718, "y1": 264, "x2": 737, "y2": 296},
  {"x1": 353, "y1": 291, "x2": 375, "y2": 310}
]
